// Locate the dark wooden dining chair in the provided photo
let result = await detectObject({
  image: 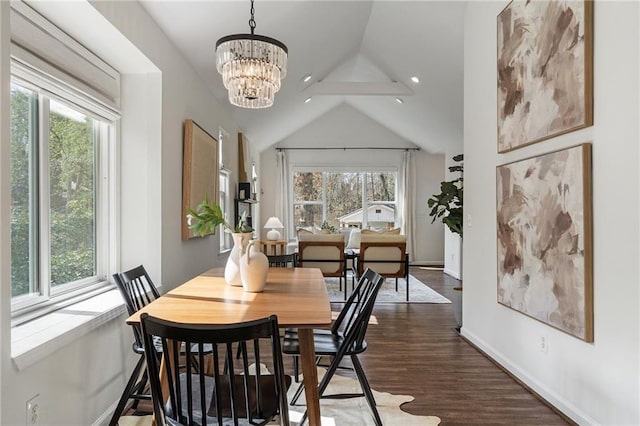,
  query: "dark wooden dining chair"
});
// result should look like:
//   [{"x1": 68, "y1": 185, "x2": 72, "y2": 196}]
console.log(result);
[
  {"x1": 109, "y1": 265, "x2": 161, "y2": 426},
  {"x1": 268, "y1": 253, "x2": 297, "y2": 268},
  {"x1": 298, "y1": 234, "x2": 348, "y2": 300},
  {"x1": 283, "y1": 268, "x2": 385, "y2": 426},
  {"x1": 141, "y1": 313, "x2": 291, "y2": 426}
]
